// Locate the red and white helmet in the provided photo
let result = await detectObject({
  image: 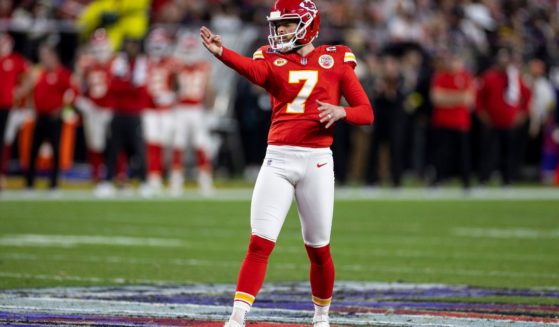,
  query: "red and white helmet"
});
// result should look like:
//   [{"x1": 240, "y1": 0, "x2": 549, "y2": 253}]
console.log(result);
[
  {"x1": 174, "y1": 31, "x2": 202, "y2": 64},
  {"x1": 267, "y1": 0, "x2": 320, "y2": 52},
  {"x1": 146, "y1": 28, "x2": 171, "y2": 59},
  {"x1": 89, "y1": 29, "x2": 112, "y2": 63},
  {"x1": 0, "y1": 32, "x2": 13, "y2": 57}
]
